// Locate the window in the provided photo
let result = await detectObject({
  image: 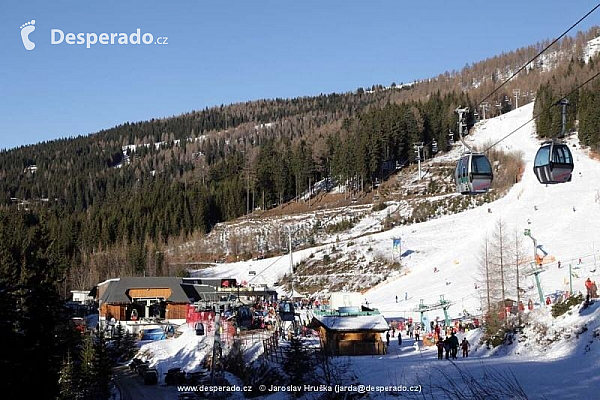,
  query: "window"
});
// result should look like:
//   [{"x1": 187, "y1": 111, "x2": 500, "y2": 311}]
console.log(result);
[
  {"x1": 471, "y1": 155, "x2": 492, "y2": 174},
  {"x1": 552, "y1": 145, "x2": 572, "y2": 164},
  {"x1": 534, "y1": 146, "x2": 550, "y2": 167}
]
